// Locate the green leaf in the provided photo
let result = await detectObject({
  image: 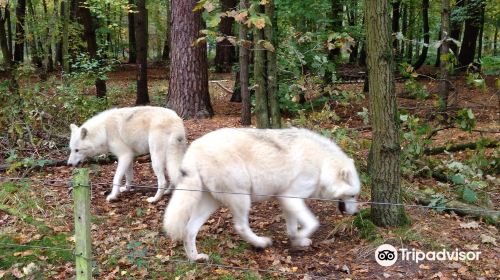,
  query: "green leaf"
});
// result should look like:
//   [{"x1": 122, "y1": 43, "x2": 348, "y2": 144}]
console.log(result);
[
  {"x1": 451, "y1": 174, "x2": 466, "y2": 185},
  {"x1": 462, "y1": 187, "x2": 478, "y2": 203}
]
